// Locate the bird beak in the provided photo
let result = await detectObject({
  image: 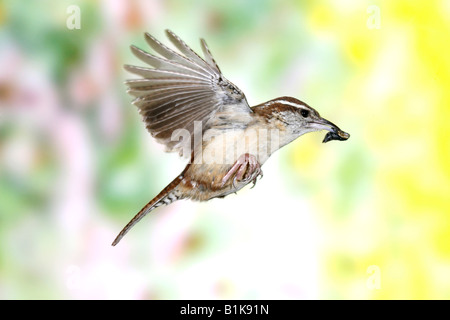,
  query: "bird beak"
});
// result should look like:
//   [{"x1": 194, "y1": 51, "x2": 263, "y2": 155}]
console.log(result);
[{"x1": 311, "y1": 118, "x2": 350, "y2": 143}]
